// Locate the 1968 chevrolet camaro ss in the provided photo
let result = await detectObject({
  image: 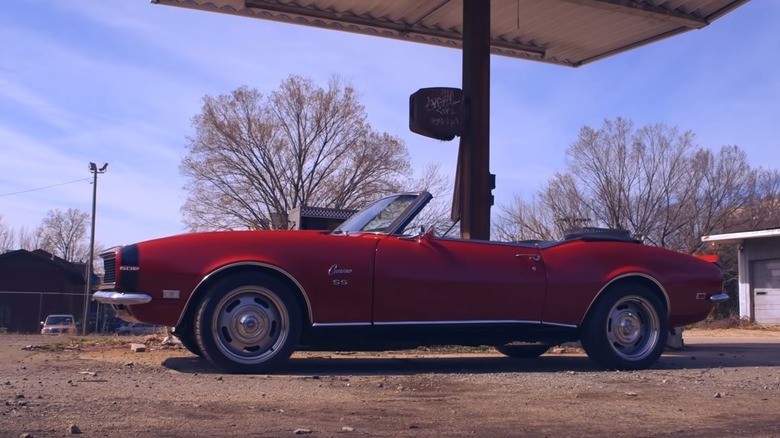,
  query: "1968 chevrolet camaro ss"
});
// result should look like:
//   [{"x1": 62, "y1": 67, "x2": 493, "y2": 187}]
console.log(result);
[{"x1": 94, "y1": 192, "x2": 726, "y2": 373}]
